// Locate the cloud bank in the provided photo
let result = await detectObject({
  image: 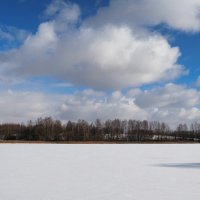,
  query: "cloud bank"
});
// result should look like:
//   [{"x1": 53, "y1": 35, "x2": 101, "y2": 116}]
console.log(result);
[{"x1": 1, "y1": 84, "x2": 200, "y2": 128}]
